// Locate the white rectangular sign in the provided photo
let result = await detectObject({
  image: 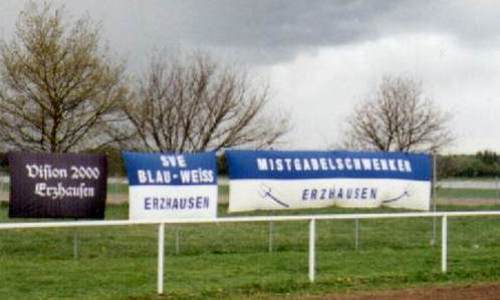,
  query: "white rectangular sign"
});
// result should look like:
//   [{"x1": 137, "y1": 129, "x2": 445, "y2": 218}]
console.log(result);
[{"x1": 226, "y1": 150, "x2": 431, "y2": 212}]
